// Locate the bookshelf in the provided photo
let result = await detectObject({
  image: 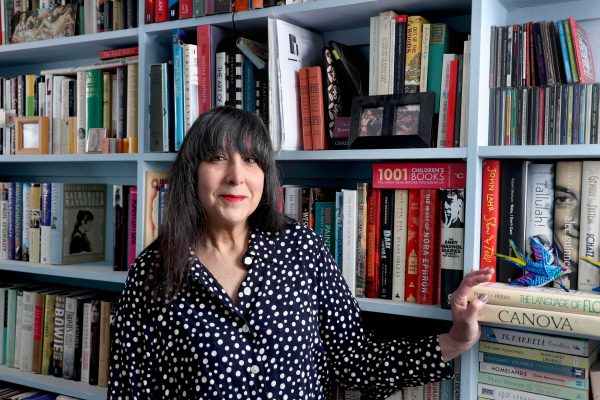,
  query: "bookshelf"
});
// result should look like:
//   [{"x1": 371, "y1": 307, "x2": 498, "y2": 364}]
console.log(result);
[{"x1": 1, "y1": 0, "x2": 599, "y2": 398}]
